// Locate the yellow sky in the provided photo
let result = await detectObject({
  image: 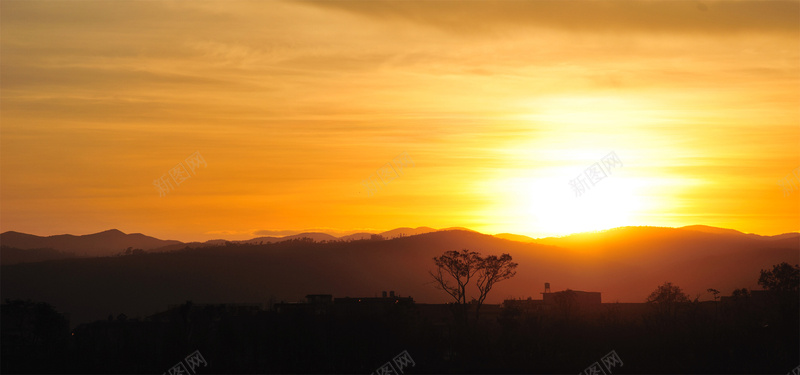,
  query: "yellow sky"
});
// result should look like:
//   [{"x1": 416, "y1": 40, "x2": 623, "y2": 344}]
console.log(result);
[{"x1": 1, "y1": 0, "x2": 799, "y2": 242}]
